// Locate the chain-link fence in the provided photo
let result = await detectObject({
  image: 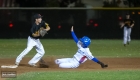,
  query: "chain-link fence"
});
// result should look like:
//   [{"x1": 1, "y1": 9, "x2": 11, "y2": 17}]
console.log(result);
[{"x1": 0, "y1": 8, "x2": 139, "y2": 39}]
